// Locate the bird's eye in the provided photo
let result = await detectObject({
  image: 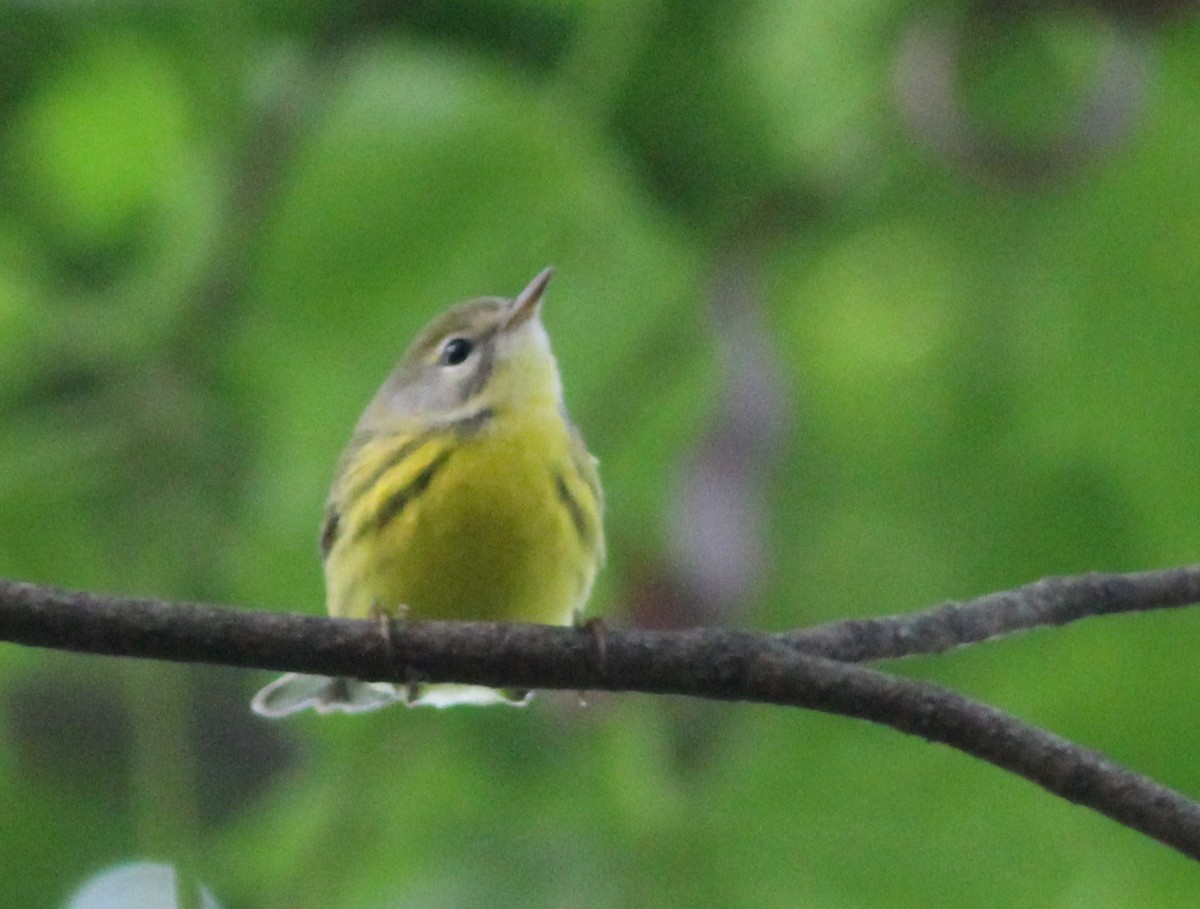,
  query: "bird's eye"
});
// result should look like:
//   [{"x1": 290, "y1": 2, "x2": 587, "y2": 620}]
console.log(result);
[{"x1": 439, "y1": 337, "x2": 473, "y2": 366}]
